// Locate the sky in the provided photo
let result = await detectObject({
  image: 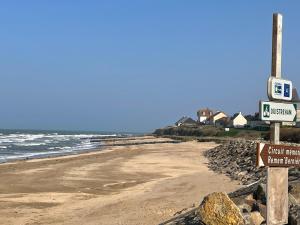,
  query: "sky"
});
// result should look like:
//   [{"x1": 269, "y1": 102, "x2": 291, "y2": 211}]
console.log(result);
[{"x1": 0, "y1": 1, "x2": 300, "y2": 133}]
